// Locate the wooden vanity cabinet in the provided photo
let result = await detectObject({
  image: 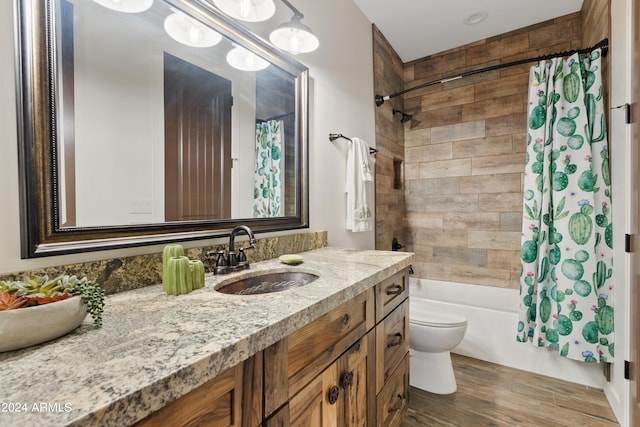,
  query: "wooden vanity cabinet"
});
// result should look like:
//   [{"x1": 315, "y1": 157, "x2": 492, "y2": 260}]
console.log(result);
[
  {"x1": 264, "y1": 267, "x2": 410, "y2": 427},
  {"x1": 135, "y1": 267, "x2": 411, "y2": 427}
]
